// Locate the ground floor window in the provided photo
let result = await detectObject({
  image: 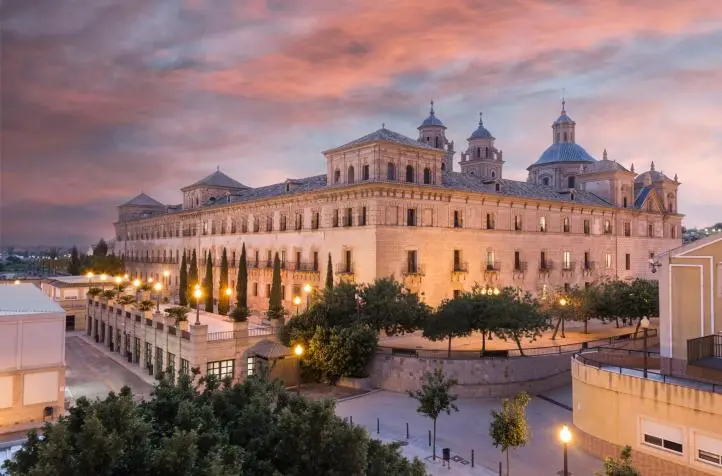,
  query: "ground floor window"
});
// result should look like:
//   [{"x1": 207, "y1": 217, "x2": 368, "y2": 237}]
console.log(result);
[
  {"x1": 167, "y1": 352, "x2": 176, "y2": 381},
  {"x1": 181, "y1": 358, "x2": 190, "y2": 376},
  {"x1": 207, "y1": 359, "x2": 234, "y2": 379}
]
